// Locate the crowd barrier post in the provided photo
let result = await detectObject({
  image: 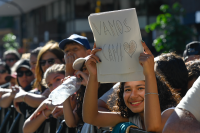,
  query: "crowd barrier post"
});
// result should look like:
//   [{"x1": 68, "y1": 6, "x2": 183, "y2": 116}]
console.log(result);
[
  {"x1": 8, "y1": 113, "x2": 21, "y2": 133},
  {"x1": 0, "y1": 108, "x2": 12, "y2": 132}
]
